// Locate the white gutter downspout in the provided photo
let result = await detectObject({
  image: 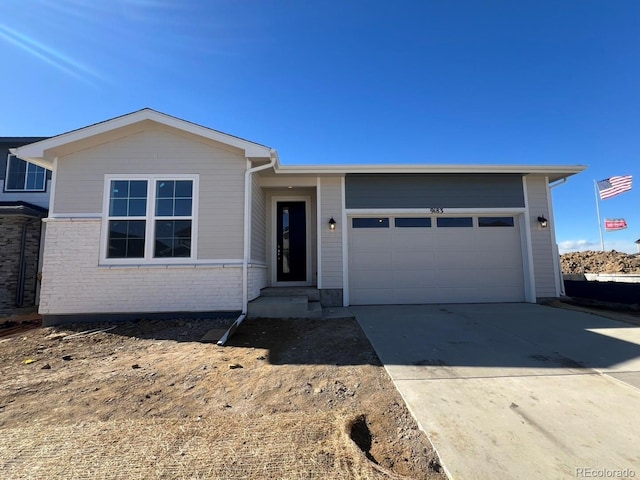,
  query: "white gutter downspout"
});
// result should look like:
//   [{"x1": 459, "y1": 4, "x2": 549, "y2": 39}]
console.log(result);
[{"x1": 218, "y1": 151, "x2": 277, "y2": 345}]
